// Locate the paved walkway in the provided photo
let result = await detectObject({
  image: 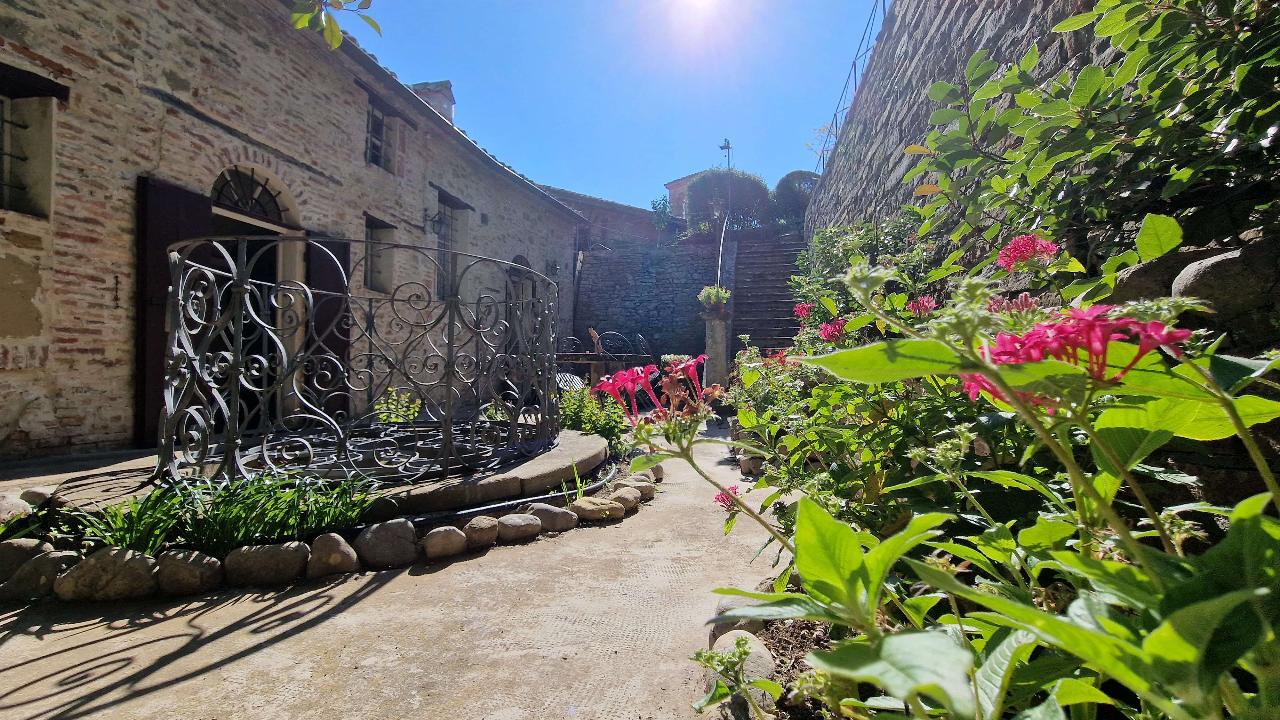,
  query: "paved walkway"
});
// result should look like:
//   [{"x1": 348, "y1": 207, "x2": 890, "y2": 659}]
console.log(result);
[{"x1": 0, "y1": 436, "x2": 773, "y2": 720}]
